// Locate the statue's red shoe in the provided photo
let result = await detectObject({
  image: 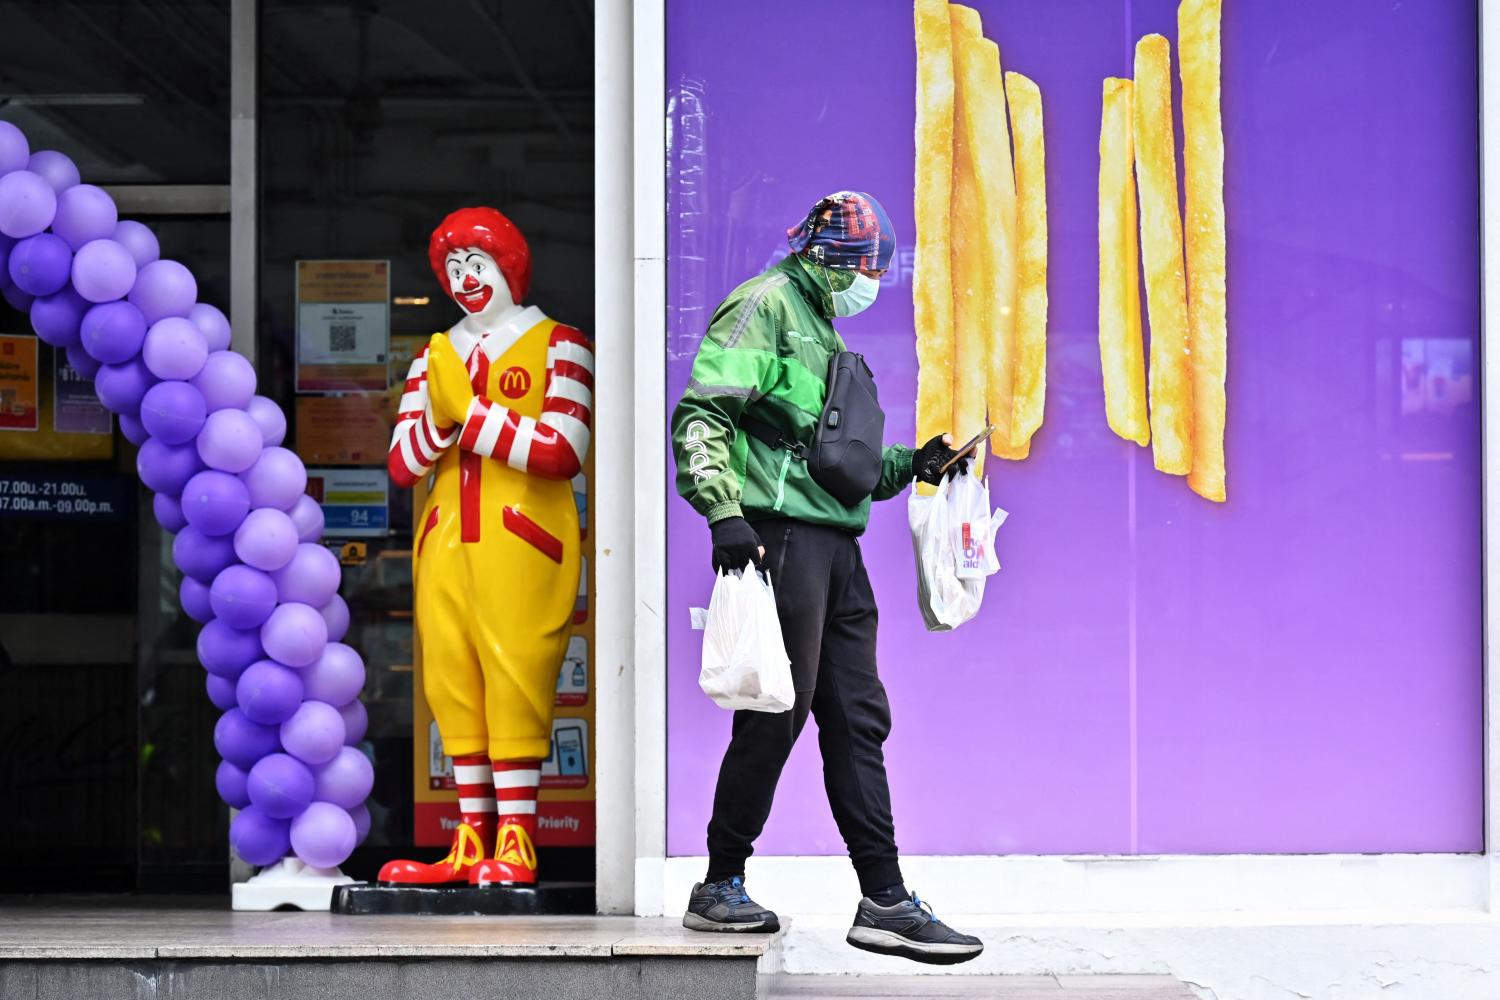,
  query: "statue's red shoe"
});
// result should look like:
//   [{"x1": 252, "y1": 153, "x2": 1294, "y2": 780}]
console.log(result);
[
  {"x1": 470, "y1": 822, "x2": 538, "y2": 887},
  {"x1": 379, "y1": 822, "x2": 490, "y2": 885}
]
